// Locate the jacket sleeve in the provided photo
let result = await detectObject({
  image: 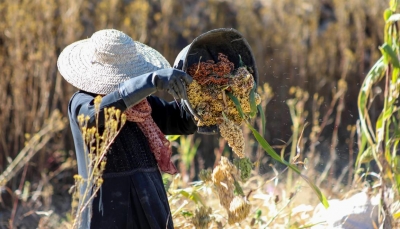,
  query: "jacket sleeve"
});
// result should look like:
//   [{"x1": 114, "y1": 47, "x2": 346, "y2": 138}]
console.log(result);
[
  {"x1": 147, "y1": 96, "x2": 197, "y2": 135},
  {"x1": 68, "y1": 91, "x2": 127, "y2": 128},
  {"x1": 69, "y1": 92, "x2": 197, "y2": 134}
]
